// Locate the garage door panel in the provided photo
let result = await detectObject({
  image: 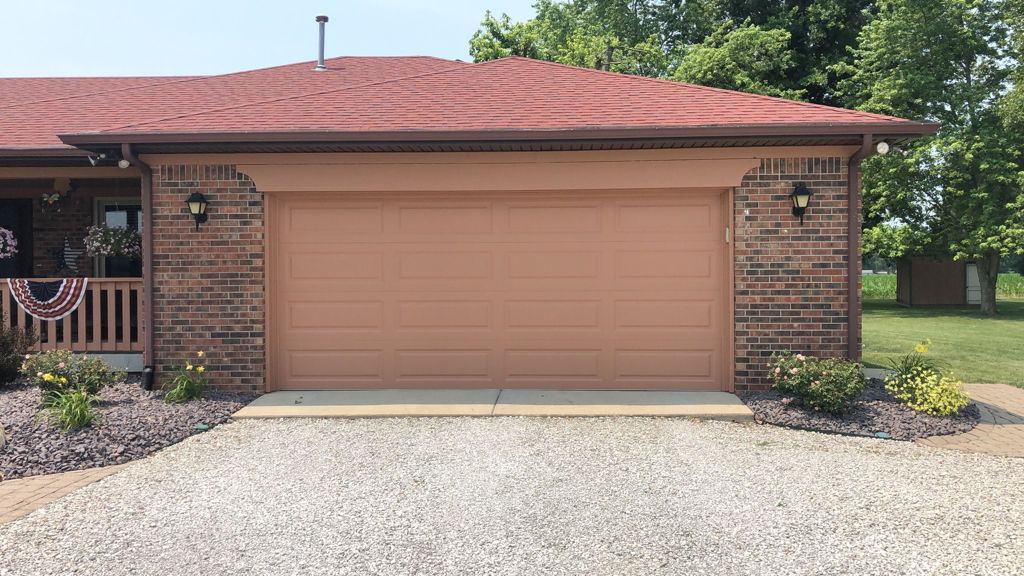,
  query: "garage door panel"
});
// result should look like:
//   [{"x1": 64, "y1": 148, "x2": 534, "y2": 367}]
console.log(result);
[
  {"x1": 285, "y1": 203, "x2": 385, "y2": 238},
  {"x1": 289, "y1": 302, "x2": 383, "y2": 329},
  {"x1": 394, "y1": 349, "x2": 494, "y2": 380},
  {"x1": 271, "y1": 189, "x2": 728, "y2": 391},
  {"x1": 507, "y1": 204, "x2": 602, "y2": 233},
  {"x1": 398, "y1": 205, "x2": 493, "y2": 234},
  {"x1": 397, "y1": 301, "x2": 492, "y2": 329},
  {"x1": 616, "y1": 203, "x2": 713, "y2": 232},
  {"x1": 287, "y1": 350, "x2": 384, "y2": 379},
  {"x1": 289, "y1": 252, "x2": 384, "y2": 280}
]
